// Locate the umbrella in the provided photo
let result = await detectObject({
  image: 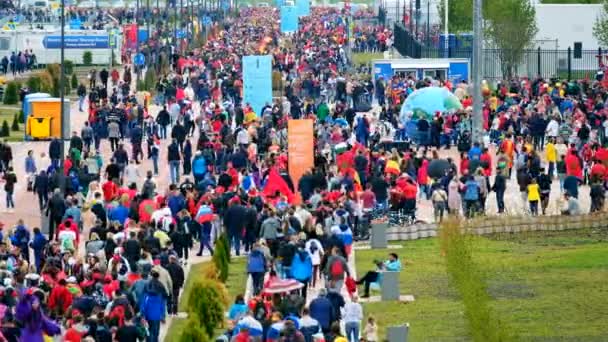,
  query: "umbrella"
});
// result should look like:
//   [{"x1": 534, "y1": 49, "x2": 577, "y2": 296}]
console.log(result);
[
  {"x1": 428, "y1": 159, "x2": 451, "y2": 179},
  {"x1": 262, "y1": 278, "x2": 304, "y2": 295},
  {"x1": 400, "y1": 87, "x2": 463, "y2": 122}
]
